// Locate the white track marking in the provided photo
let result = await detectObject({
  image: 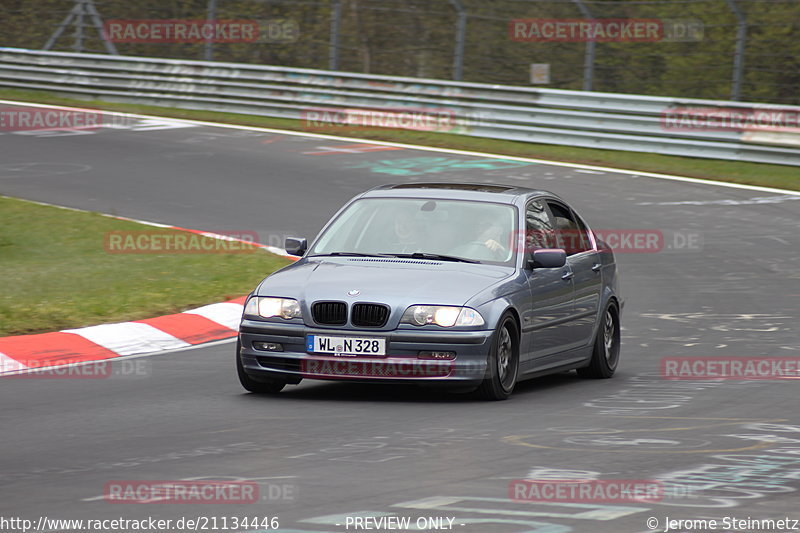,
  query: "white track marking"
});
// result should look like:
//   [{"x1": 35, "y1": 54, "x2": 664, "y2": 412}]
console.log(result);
[
  {"x1": 638, "y1": 194, "x2": 800, "y2": 206},
  {"x1": 0, "y1": 352, "x2": 28, "y2": 372},
  {"x1": 108, "y1": 215, "x2": 173, "y2": 228},
  {"x1": 184, "y1": 302, "x2": 244, "y2": 330},
  {"x1": 128, "y1": 119, "x2": 197, "y2": 131},
  {"x1": 63, "y1": 322, "x2": 190, "y2": 356},
  {"x1": 1, "y1": 99, "x2": 797, "y2": 196}
]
